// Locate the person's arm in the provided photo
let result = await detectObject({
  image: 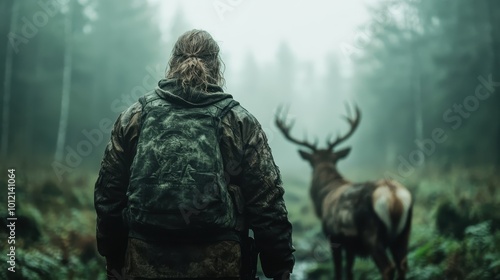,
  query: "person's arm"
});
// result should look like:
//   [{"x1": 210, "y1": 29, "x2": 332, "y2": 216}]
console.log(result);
[
  {"x1": 222, "y1": 108, "x2": 295, "y2": 279},
  {"x1": 94, "y1": 103, "x2": 141, "y2": 274},
  {"x1": 242, "y1": 127, "x2": 294, "y2": 279}
]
